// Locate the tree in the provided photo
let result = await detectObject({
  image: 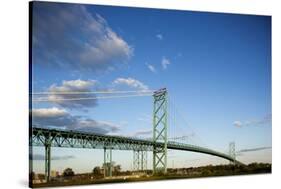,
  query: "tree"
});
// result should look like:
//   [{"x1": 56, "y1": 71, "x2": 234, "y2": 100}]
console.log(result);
[
  {"x1": 92, "y1": 166, "x2": 102, "y2": 176},
  {"x1": 113, "y1": 164, "x2": 121, "y2": 175},
  {"x1": 103, "y1": 162, "x2": 115, "y2": 176},
  {"x1": 63, "y1": 168, "x2": 75, "y2": 177},
  {"x1": 37, "y1": 174, "x2": 45, "y2": 180},
  {"x1": 30, "y1": 171, "x2": 35, "y2": 180}
]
